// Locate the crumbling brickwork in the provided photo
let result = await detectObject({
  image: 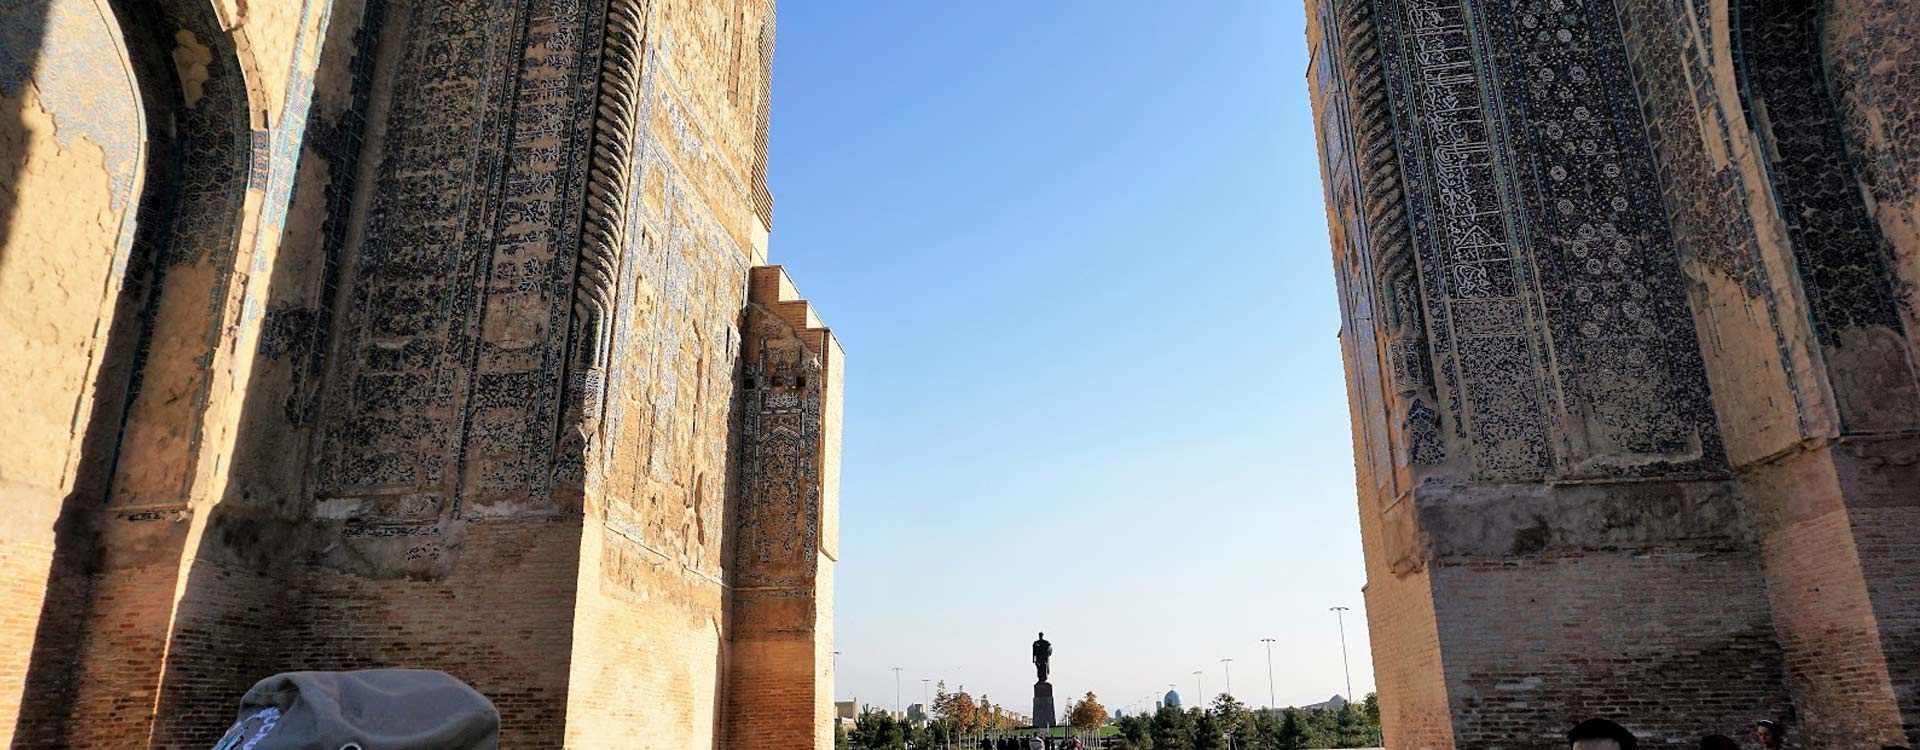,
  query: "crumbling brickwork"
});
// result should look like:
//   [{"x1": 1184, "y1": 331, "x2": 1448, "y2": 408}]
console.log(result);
[
  {"x1": 0, "y1": 0, "x2": 839, "y2": 748},
  {"x1": 1310, "y1": 0, "x2": 1920, "y2": 747}
]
